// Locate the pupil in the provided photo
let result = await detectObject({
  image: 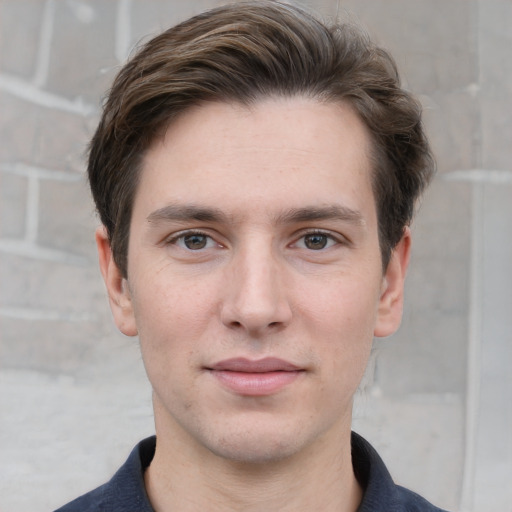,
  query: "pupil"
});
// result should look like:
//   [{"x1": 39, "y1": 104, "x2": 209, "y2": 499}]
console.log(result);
[
  {"x1": 184, "y1": 234, "x2": 207, "y2": 250},
  {"x1": 305, "y1": 234, "x2": 327, "y2": 250}
]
